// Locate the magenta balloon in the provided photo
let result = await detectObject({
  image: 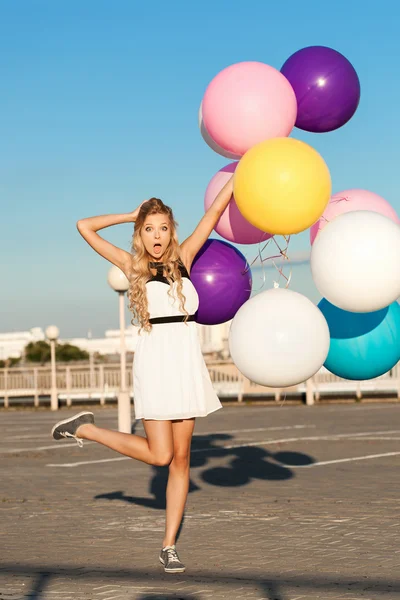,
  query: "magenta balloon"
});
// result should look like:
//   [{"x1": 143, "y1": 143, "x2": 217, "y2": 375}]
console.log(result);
[
  {"x1": 191, "y1": 239, "x2": 252, "y2": 325},
  {"x1": 281, "y1": 46, "x2": 361, "y2": 133},
  {"x1": 204, "y1": 162, "x2": 272, "y2": 244}
]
